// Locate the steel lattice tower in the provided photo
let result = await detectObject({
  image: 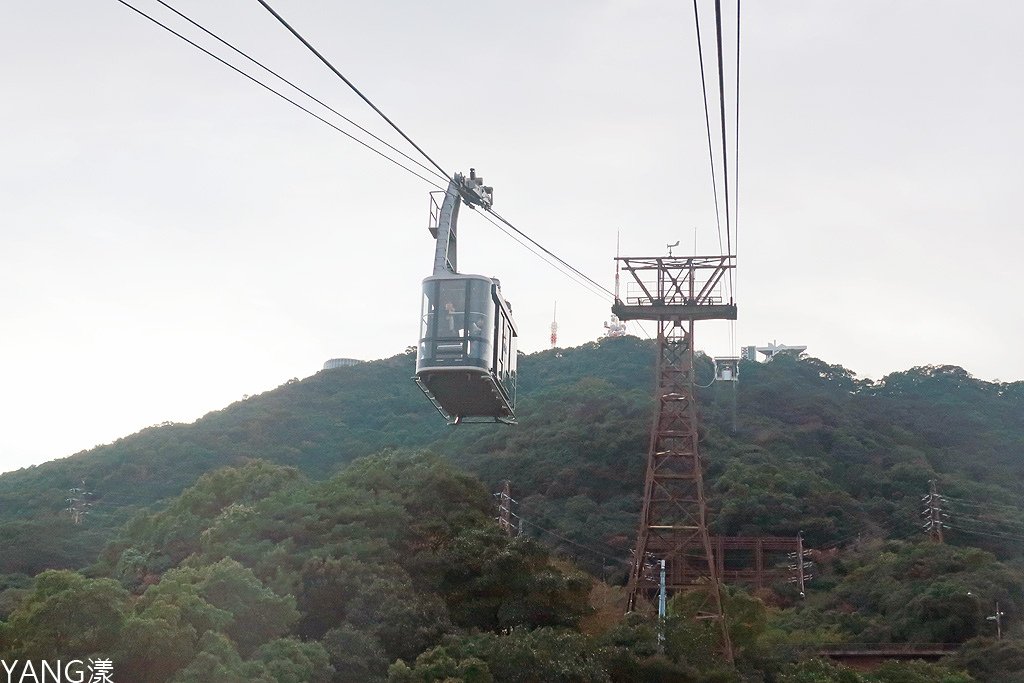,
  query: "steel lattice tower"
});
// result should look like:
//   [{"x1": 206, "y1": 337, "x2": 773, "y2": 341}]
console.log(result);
[
  {"x1": 612, "y1": 254, "x2": 736, "y2": 663},
  {"x1": 924, "y1": 479, "x2": 945, "y2": 544}
]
